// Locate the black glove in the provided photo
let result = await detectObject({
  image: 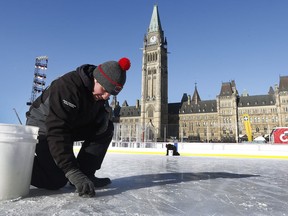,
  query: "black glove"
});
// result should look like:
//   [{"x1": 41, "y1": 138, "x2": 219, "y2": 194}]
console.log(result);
[{"x1": 65, "y1": 169, "x2": 95, "y2": 197}]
